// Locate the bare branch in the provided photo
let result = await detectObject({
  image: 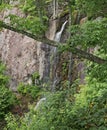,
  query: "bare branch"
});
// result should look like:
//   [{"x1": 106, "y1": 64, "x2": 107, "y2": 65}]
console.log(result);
[{"x1": 1, "y1": 21, "x2": 107, "y2": 64}]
